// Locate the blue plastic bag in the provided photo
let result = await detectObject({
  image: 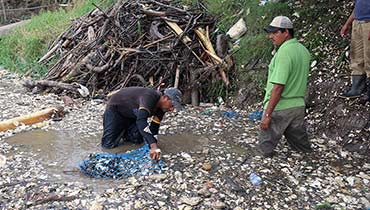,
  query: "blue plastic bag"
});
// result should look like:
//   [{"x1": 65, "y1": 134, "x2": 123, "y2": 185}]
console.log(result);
[
  {"x1": 248, "y1": 111, "x2": 263, "y2": 121},
  {"x1": 222, "y1": 110, "x2": 241, "y2": 119}
]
